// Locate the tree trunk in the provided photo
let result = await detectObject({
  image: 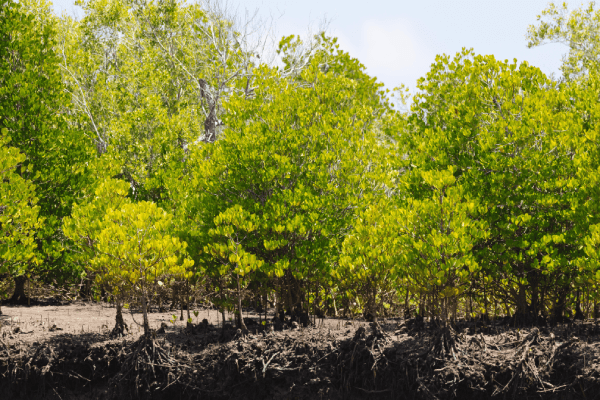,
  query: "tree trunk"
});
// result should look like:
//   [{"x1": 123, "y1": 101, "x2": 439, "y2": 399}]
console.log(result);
[
  {"x1": 404, "y1": 289, "x2": 411, "y2": 319},
  {"x1": 540, "y1": 287, "x2": 547, "y2": 319},
  {"x1": 219, "y1": 282, "x2": 226, "y2": 331},
  {"x1": 180, "y1": 296, "x2": 184, "y2": 321},
  {"x1": 9, "y1": 275, "x2": 28, "y2": 305},
  {"x1": 186, "y1": 282, "x2": 191, "y2": 322},
  {"x1": 285, "y1": 276, "x2": 293, "y2": 315},
  {"x1": 551, "y1": 289, "x2": 568, "y2": 323},
  {"x1": 79, "y1": 276, "x2": 93, "y2": 300},
  {"x1": 575, "y1": 290, "x2": 584, "y2": 320},
  {"x1": 171, "y1": 282, "x2": 179, "y2": 311},
  {"x1": 365, "y1": 283, "x2": 377, "y2": 322},
  {"x1": 142, "y1": 294, "x2": 150, "y2": 336},
  {"x1": 236, "y1": 273, "x2": 248, "y2": 332},
  {"x1": 112, "y1": 301, "x2": 128, "y2": 337},
  {"x1": 514, "y1": 283, "x2": 529, "y2": 324},
  {"x1": 332, "y1": 293, "x2": 338, "y2": 317}
]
